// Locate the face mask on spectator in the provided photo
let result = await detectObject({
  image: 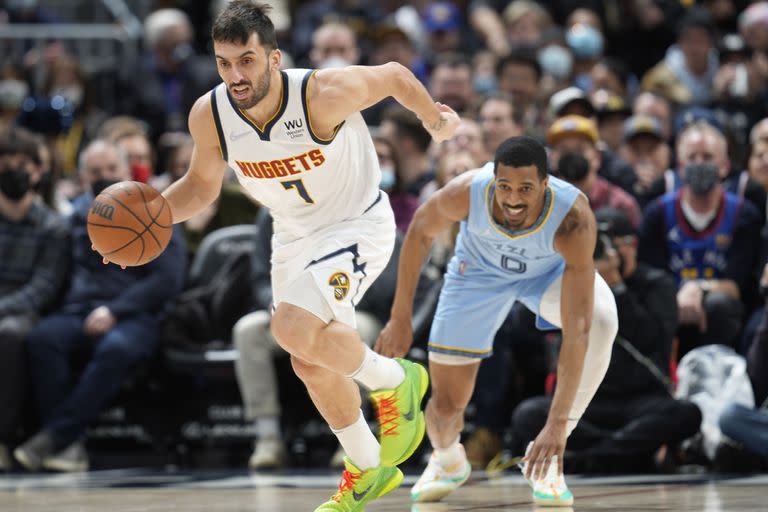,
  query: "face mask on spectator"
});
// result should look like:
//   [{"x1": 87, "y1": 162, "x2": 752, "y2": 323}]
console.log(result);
[
  {"x1": 379, "y1": 165, "x2": 396, "y2": 191},
  {"x1": 92, "y1": 178, "x2": 119, "y2": 197},
  {"x1": 684, "y1": 163, "x2": 719, "y2": 195},
  {"x1": 566, "y1": 24, "x2": 604, "y2": 59},
  {"x1": 319, "y1": 56, "x2": 352, "y2": 69},
  {"x1": 51, "y1": 85, "x2": 83, "y2": 109},
  {"x1": 557, "y1": 152, "x2": 590, "y2": 183},
  {"x1": 473, "y1": 75, "x2": 497, "y2": 95},
  {"x1": 0, "y1": 167, "x2": 31, "y2": 201},
  {"x1": 539, "y1": 46, "x2": 573, "y2": 79}
]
